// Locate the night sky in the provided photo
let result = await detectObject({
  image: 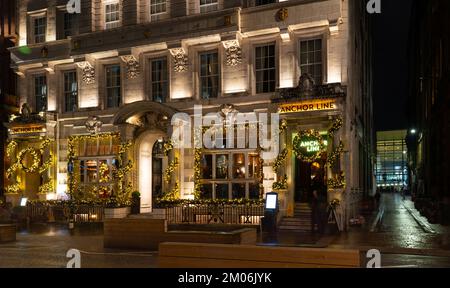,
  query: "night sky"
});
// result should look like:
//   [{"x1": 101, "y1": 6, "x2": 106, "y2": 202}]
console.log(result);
[{"x1": 372, "y1": 0, "x2": 412, "y2": 131}]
